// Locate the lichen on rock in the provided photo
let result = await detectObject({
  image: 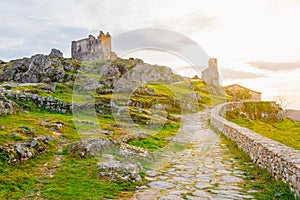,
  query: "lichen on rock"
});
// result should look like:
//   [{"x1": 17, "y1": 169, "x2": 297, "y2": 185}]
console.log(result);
[
  {"x1": 68, "y1": 137, "x2": 115, "y2": 157},
  {"x1": 0, "y1": 91, "x2": 19, "y2": 115},
  {"x1": 0, "y1": 136, "x2": 55, "y2": 163},
  {"x1": 98, "y1": 154, "x2": 143, "y2": 182}
]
